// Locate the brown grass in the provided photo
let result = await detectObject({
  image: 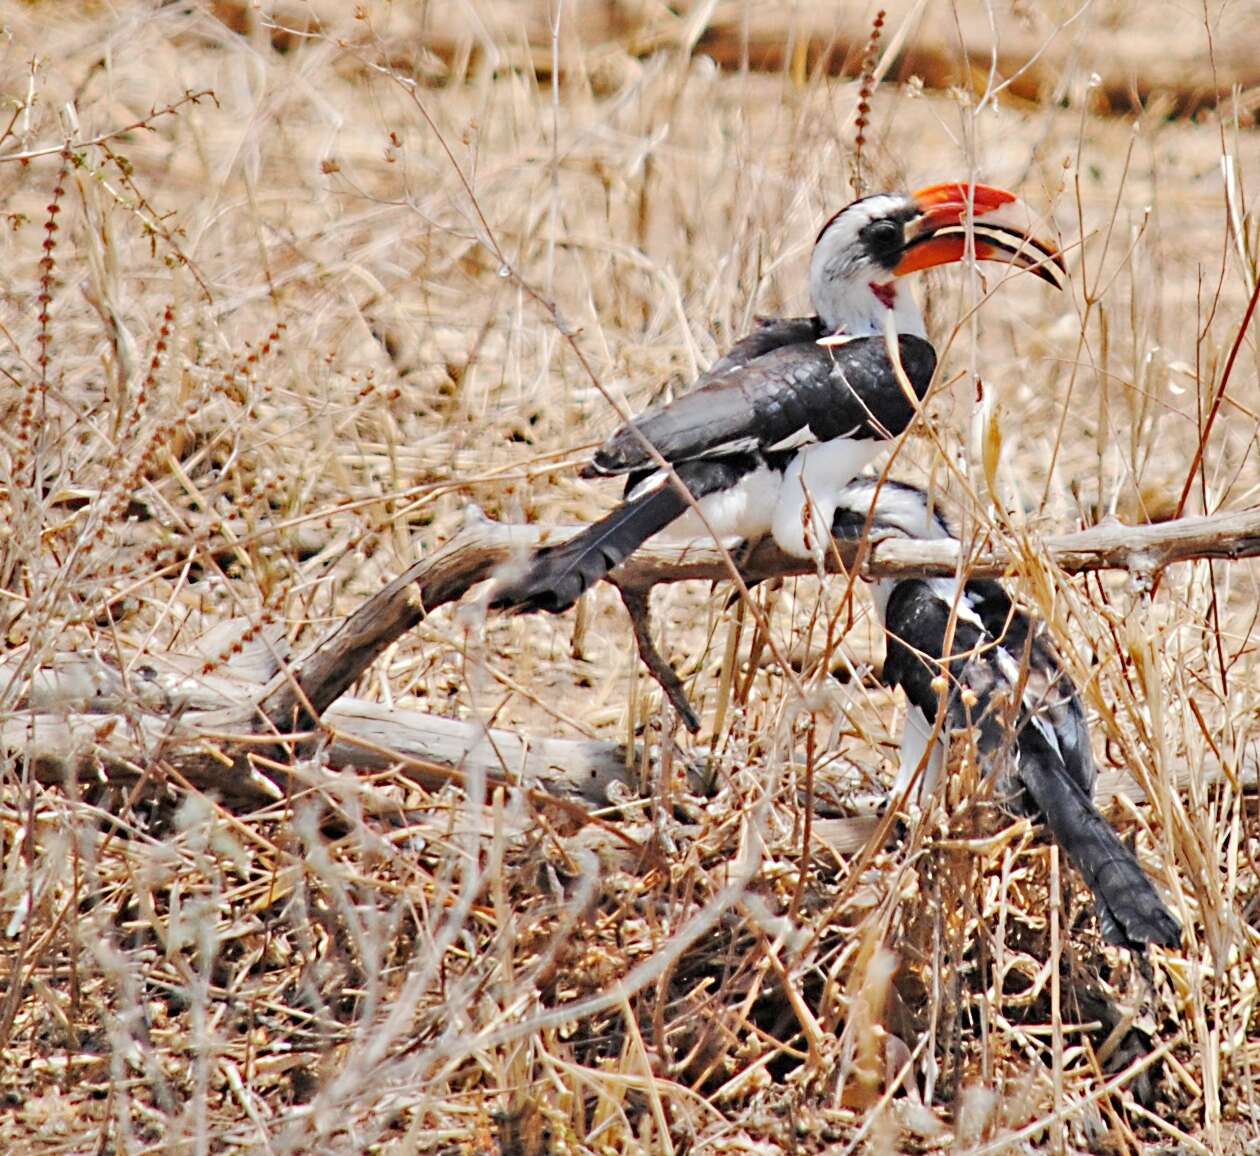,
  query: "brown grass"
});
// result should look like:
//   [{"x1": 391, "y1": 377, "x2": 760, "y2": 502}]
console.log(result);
[{"x1": 0, "y1": 1, "x2": 1258, "y2": 1152}]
